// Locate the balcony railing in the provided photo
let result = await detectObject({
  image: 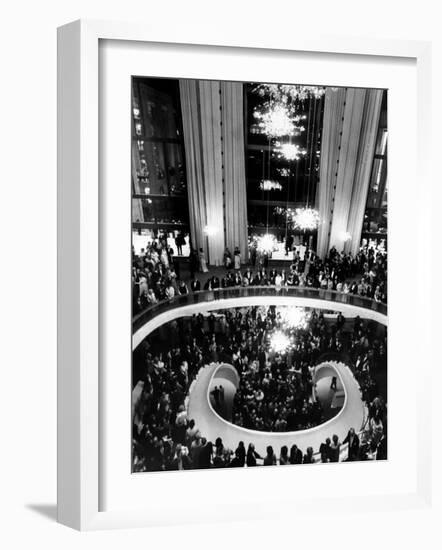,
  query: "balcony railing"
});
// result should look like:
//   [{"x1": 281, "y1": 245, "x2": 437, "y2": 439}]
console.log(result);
[{"x1": 133, "y1": 286, "x2": 387, "y2": 333}]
